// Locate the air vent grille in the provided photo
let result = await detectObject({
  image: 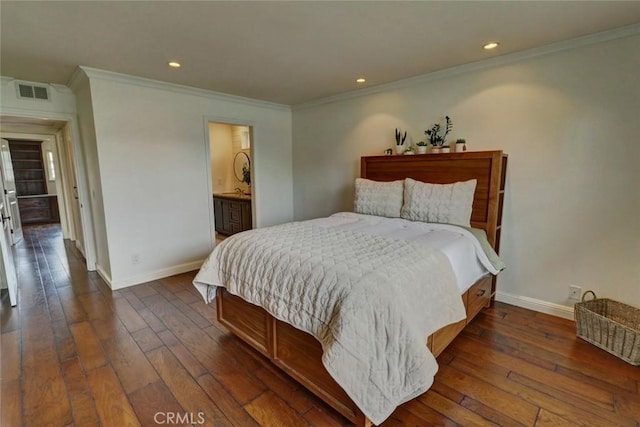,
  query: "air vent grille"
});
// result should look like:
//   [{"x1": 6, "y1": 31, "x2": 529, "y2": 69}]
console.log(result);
[
  {"x1": 16, "y1": 82, "x2": 50, "y2": 101},
  {"x1": 18, "y1": 84, "x2": 34, "y2": 98},
  {"x1": 34, "y1": 86, "x2": 49, "y2": 99}
]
